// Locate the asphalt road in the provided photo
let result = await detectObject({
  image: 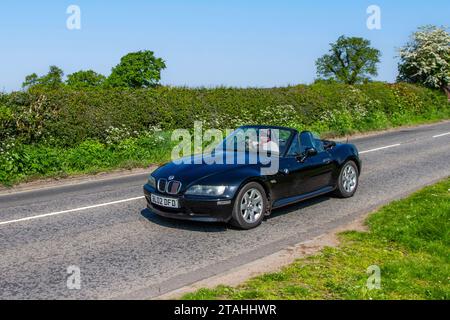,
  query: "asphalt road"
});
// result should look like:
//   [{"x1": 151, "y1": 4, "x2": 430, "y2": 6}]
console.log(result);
[{"x1": 0, "y1": 122, "x2": 449, "y2": 299}]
